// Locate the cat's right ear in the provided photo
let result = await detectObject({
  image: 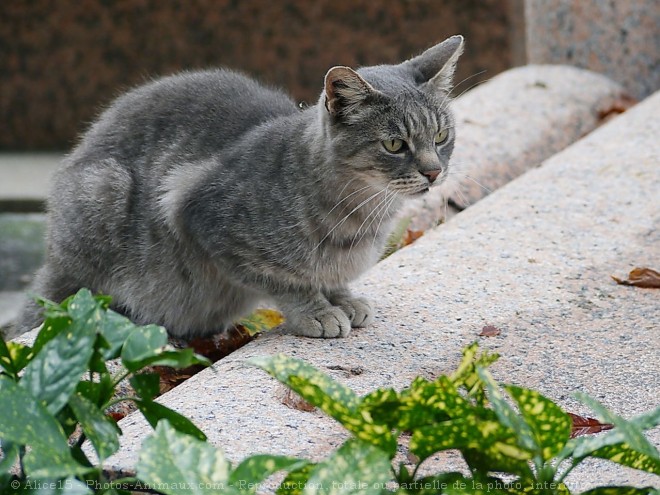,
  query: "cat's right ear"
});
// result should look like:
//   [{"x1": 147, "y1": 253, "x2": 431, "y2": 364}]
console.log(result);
[{"x1": 324, "y1": 66, "x2": 378, "y2": 120}]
